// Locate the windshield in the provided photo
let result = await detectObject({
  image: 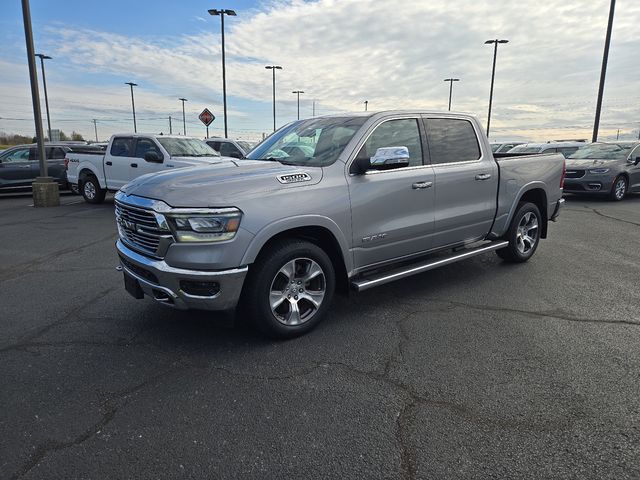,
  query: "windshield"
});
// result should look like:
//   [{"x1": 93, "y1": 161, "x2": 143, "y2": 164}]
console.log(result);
[
  {"x1": 490, "y1": 144, "x2": 500, "y2": 152},
  {"x1": 246, "y1": 116, "x2": 367, "y2": 167},
  {"x1": 567, "y1": 143, "x2": 634, "y2": 160},
  {"x1": 157, "y1": 138, "x2": 220, "y2": 157}
]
